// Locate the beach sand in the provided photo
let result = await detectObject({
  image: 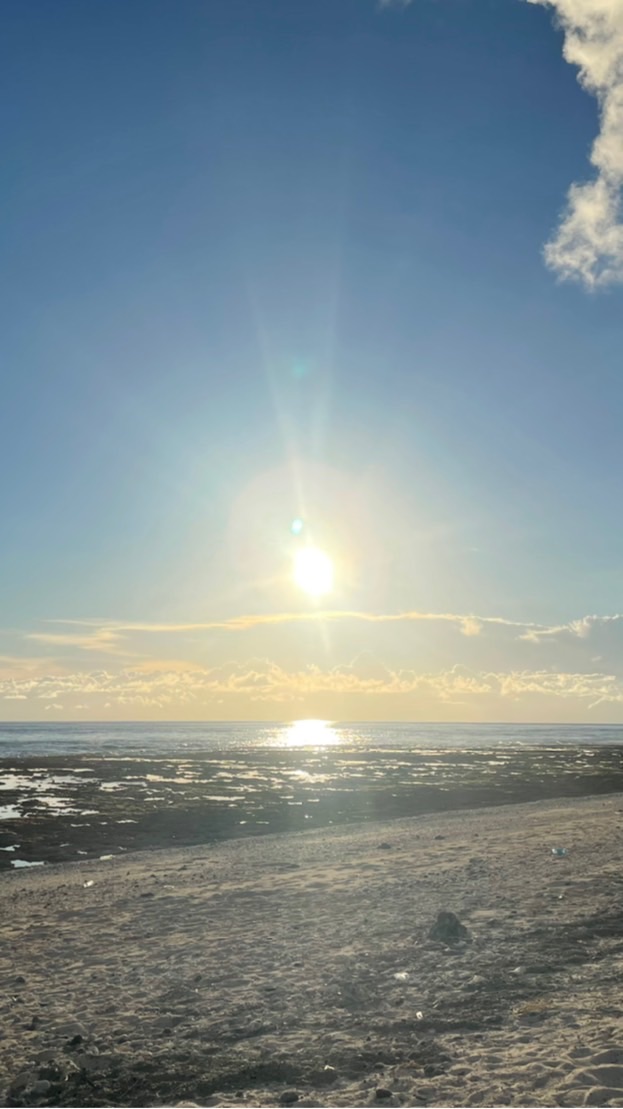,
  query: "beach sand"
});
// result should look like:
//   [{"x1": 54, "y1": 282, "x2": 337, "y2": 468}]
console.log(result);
[{"x1": 2, "y1": 793, "x2": 623, "y2": 1108}]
